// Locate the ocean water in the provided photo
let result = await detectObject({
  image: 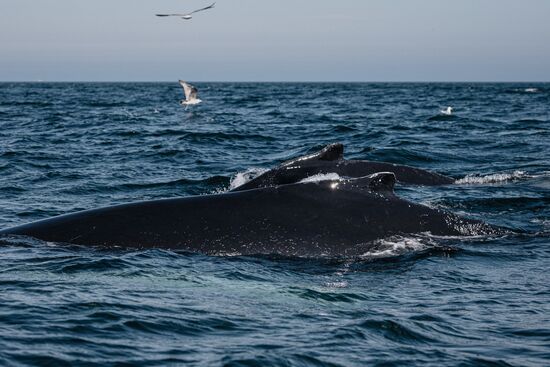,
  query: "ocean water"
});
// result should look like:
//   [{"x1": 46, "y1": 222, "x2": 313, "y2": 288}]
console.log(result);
[{"x1": 0, "y1": 82, "x2": 549, "y2": 366}]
